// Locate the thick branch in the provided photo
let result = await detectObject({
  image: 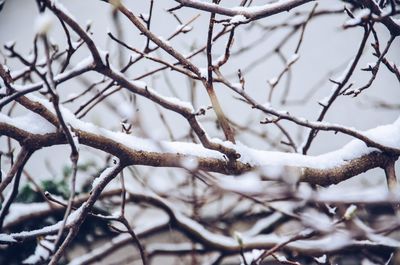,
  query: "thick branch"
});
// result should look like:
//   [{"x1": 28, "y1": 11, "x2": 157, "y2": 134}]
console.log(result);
[{"x1": 0, "y1": 120, "x2": 396, "y2": 186}]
